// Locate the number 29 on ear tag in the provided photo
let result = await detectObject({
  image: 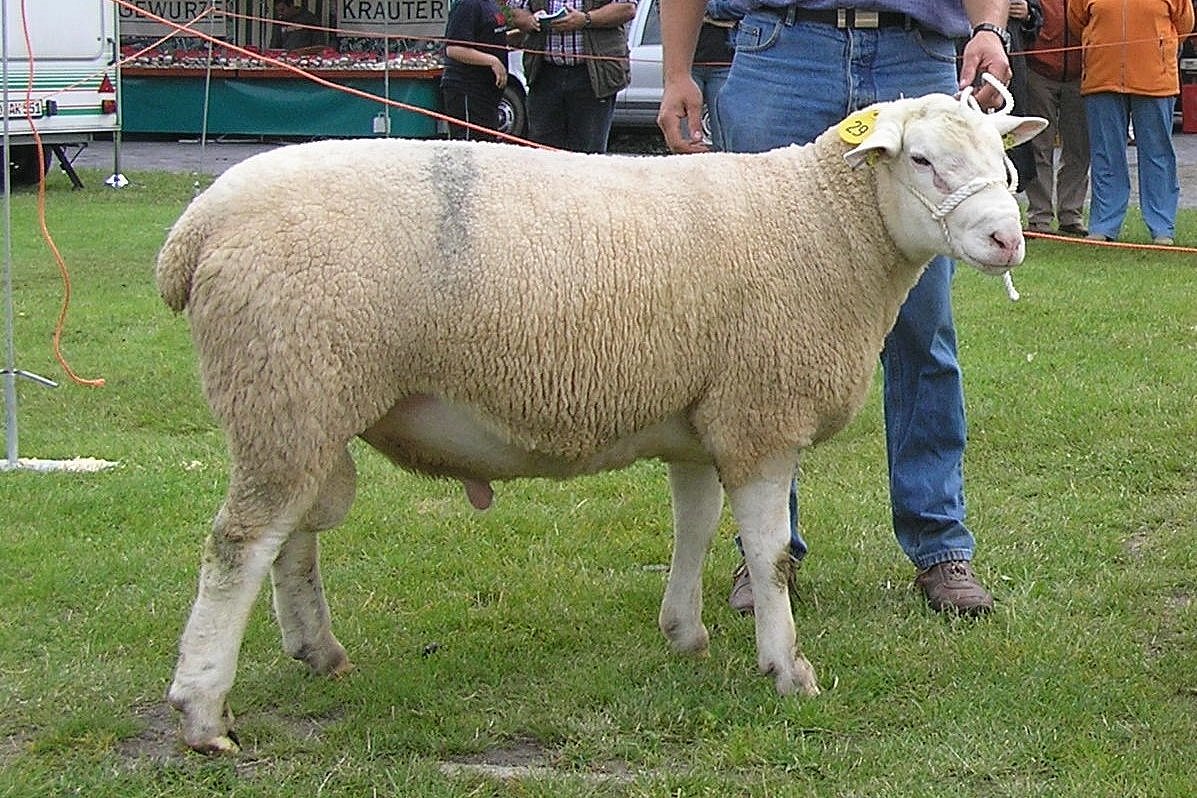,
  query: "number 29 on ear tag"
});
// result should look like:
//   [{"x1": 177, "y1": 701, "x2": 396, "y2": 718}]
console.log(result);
[{"x1": 837, "y1": 108, "x2": 879, "y2": 145}]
